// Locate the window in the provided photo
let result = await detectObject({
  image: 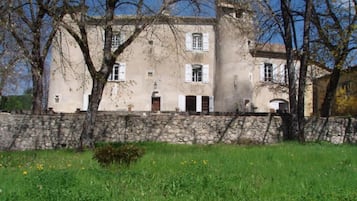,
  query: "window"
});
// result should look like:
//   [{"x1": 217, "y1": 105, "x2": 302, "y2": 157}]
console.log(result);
[
  {"x1": 108, "y1": 63, "x2": 126, "y2": 81},
  {"x1": 192, "y1": 33, "x2": 203, "y2": 50},
  {"x1": 185, "y1": 64, "x2": 209, "y2": 83},
  {"x1": 185, "y1": 32, "x2": 209, "y2": 51},
  {"x1": 192, "y1": 65, "x2": 202, "y2": 82},
  {"x1": 264, "y1": 63, "x2": 273, "y2": 82},
  {"x1": 111, "y1": 32, "x2": 122, "y2": 49},
  {"x1": 178, "y1": 95, "x2": 214, "y2": 112}
]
